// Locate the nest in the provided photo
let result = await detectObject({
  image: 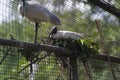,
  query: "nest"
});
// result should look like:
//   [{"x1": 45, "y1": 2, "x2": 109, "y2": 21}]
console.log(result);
[
  {"x1": 50, "y1": 38, "x2": 99, "y2": 60},
  {"x1": 45, "y1": 30, "x2": 99, "y2": 68}
]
